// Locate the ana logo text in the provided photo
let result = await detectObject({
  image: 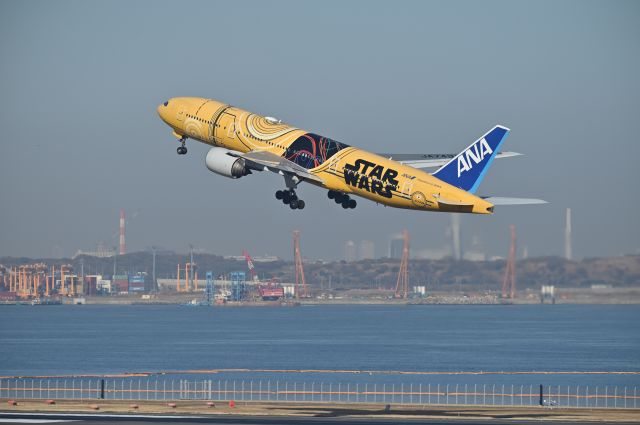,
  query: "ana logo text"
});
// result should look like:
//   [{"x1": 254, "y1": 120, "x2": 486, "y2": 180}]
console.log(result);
[
  {"x1": 457, "y1": 138, "x2": 493, "y2": 177},
  {"x1": 344, "y1": 159, "x2": 399, "y2": 198}
]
